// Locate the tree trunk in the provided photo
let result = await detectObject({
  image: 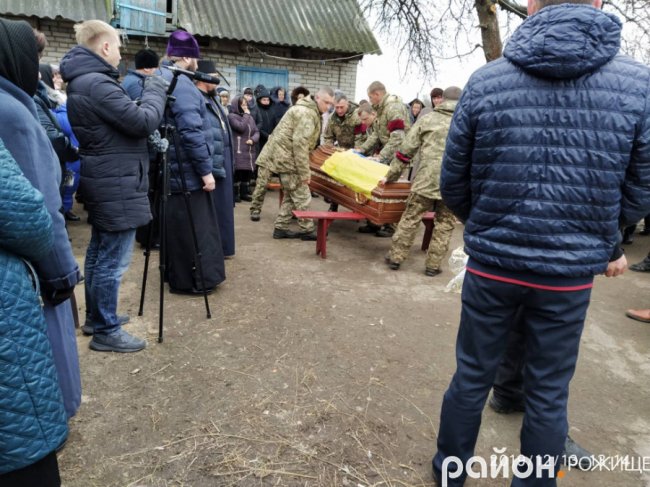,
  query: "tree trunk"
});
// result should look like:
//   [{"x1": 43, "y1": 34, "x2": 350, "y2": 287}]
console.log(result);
[{"x1": 475, "y1": 0, "x2": 503, "y2": 62}]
